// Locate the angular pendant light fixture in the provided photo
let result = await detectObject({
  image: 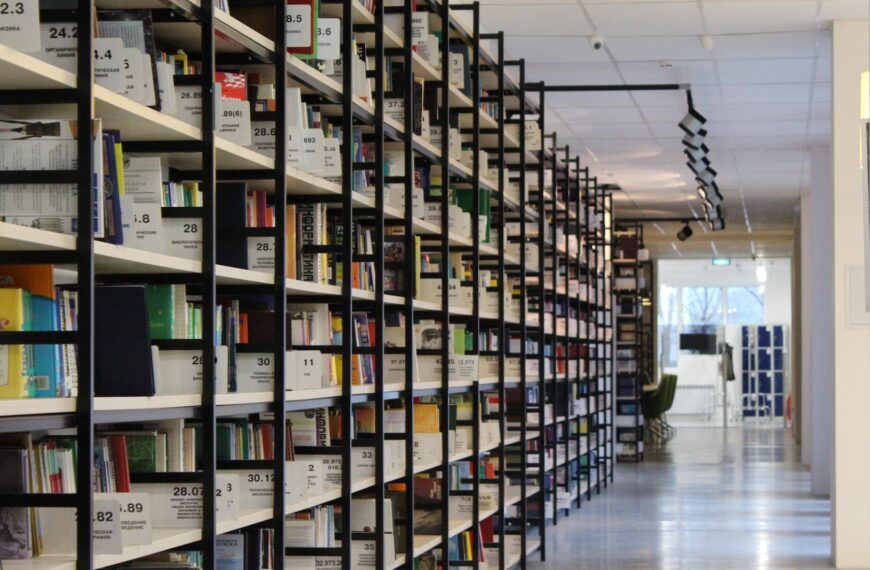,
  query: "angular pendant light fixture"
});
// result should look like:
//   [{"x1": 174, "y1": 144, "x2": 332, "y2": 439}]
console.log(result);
[{"x1": 679, "y1": 106, "x2": 708, "y2": 136}]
